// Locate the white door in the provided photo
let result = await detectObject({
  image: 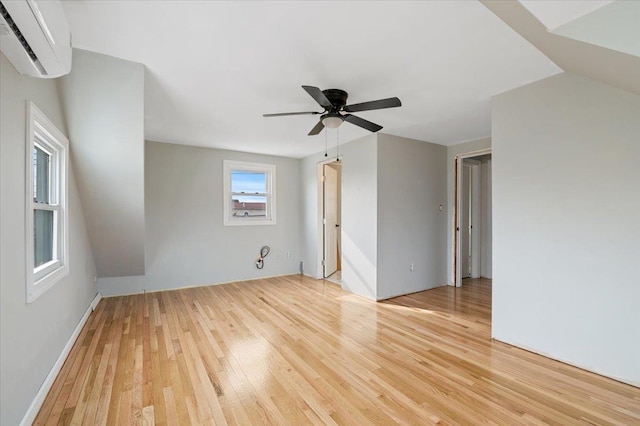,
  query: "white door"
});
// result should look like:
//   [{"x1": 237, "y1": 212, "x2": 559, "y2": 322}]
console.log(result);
[
  {"x1": 461, "y1": 165, "x2": 472, "y2": 279},
  {"x1": 323, "y1": 165, "x2": 338, "y2": 278}
]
